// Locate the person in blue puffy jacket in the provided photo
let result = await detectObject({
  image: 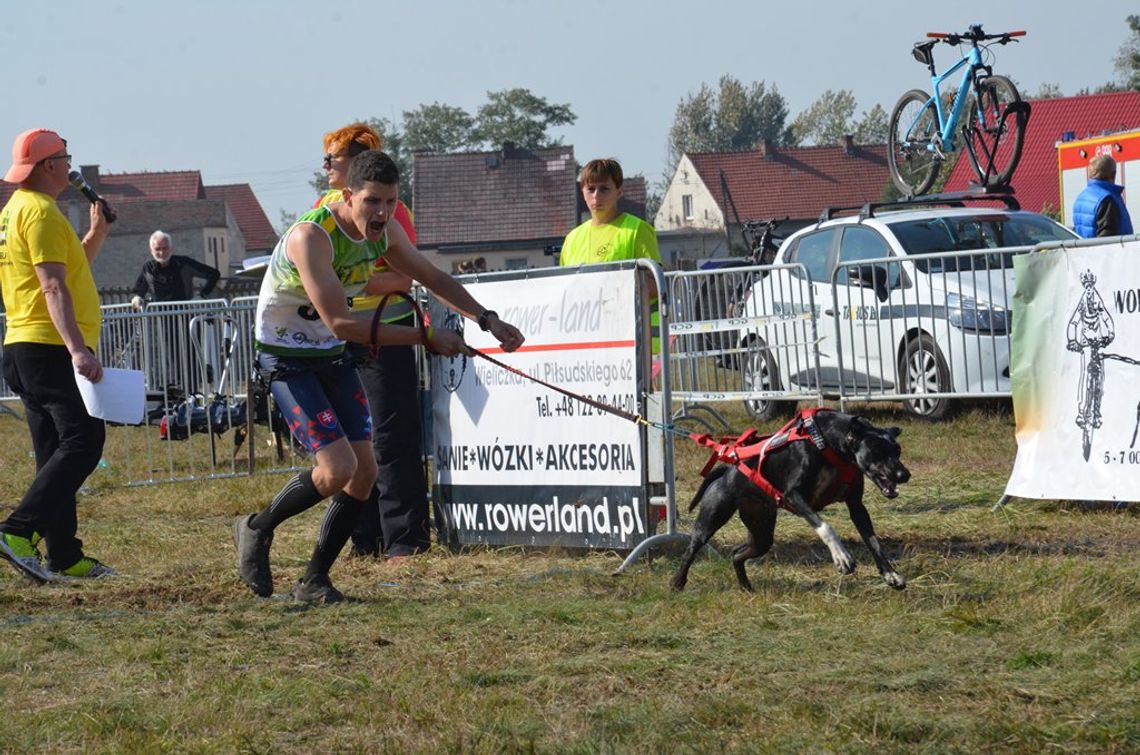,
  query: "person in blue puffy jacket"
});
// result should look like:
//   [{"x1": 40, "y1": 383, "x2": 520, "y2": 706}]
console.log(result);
[{"x1": 1072, "y1": 155, "x2": 1133, "y2": 239}]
